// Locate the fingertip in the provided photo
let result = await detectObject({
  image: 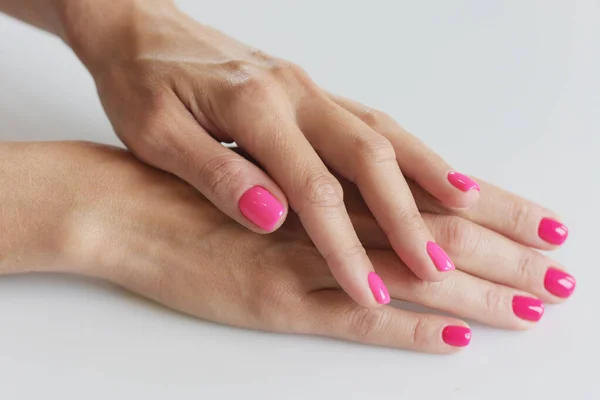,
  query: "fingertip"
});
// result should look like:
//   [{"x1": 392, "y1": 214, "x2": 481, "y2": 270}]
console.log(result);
[
  {"x1": 543, "y1": 267, "x2": 576, "y2": 303},
  {"x1": 439, "y1": 171, "x2": 481, "y2": 209},
  {"x1": 238, "y1": 185, "x2": 288, "y2": 232},
  {"x1": 367, "y1": 271, "x2": 391, "y2": 305},
  {"x1": 441, "y1": 323, "x2": 472, "y2": 348},
  {"x1": 447, "y1": 171, "x2": 480, "y2": 192},
  {"x1": 426, "y1": 241, "x2": 456, "y2": 272}
]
